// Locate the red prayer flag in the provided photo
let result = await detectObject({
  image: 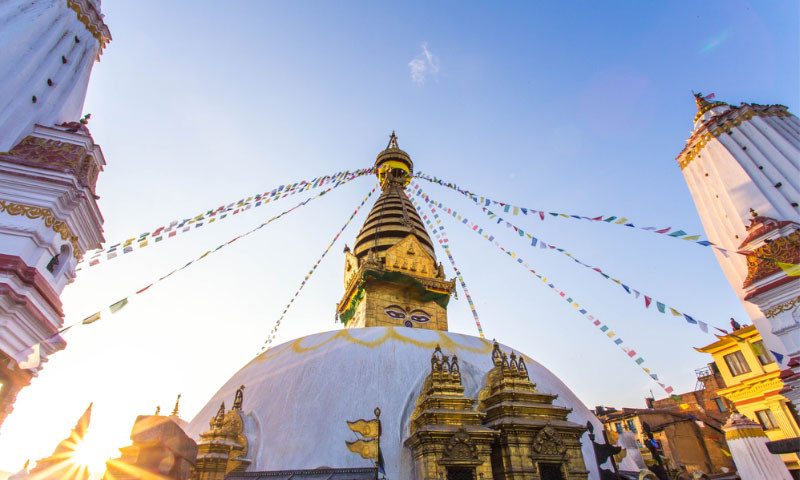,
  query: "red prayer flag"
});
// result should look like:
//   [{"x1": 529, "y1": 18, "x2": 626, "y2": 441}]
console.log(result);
[
  {"x1": 644, "y1": 296, "x2": 652, "y2": 308},
  {"x1": 655, "y1": 227, "x2": 671, "y2": 234}
]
